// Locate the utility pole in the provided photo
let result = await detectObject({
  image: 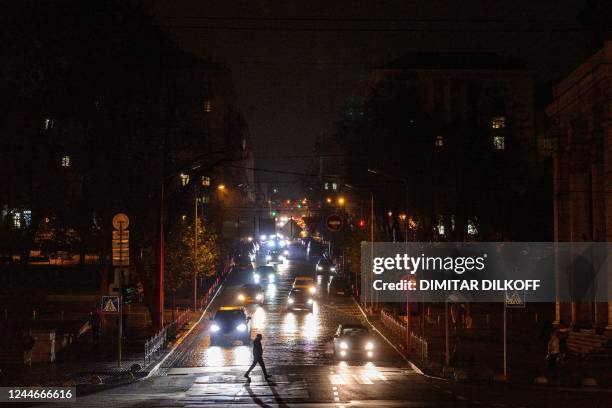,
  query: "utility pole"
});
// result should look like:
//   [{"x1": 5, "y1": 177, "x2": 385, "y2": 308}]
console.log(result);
[{"x1": 193, "y1": 184, "x2": 198, "y2": 311}]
